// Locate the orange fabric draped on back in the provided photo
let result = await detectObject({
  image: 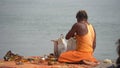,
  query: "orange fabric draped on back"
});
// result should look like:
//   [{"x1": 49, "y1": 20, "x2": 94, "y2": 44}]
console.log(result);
[
  {"x1": 75, "y1": 24, "x2": 94, "y2": 52},
  {"x1": 58, "y1": 24, "x2": 97, "y2": 63}
]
